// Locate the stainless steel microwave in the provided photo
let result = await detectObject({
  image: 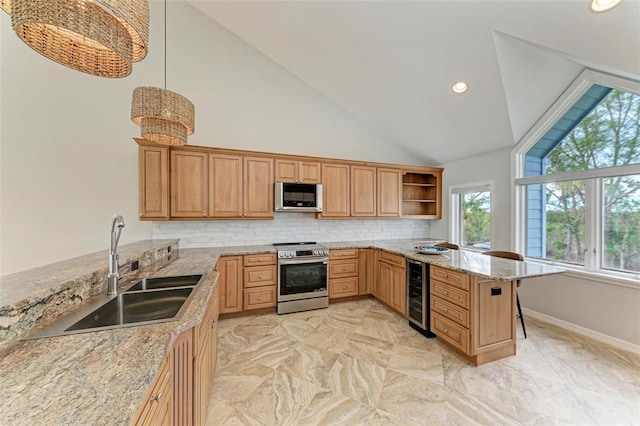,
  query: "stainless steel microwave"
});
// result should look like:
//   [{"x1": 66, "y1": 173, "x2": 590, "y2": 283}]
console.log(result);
[{"x1": 274, "y1": 182, "x2": 323, "y2": 212}]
